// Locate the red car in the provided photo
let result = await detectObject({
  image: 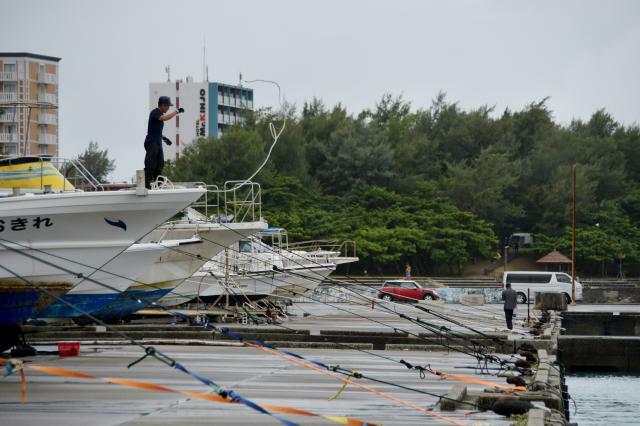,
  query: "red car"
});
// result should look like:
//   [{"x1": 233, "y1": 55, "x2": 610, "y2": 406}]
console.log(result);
[{"x1": 377, "y1": 280, "x2": 440, "y2": 302}]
